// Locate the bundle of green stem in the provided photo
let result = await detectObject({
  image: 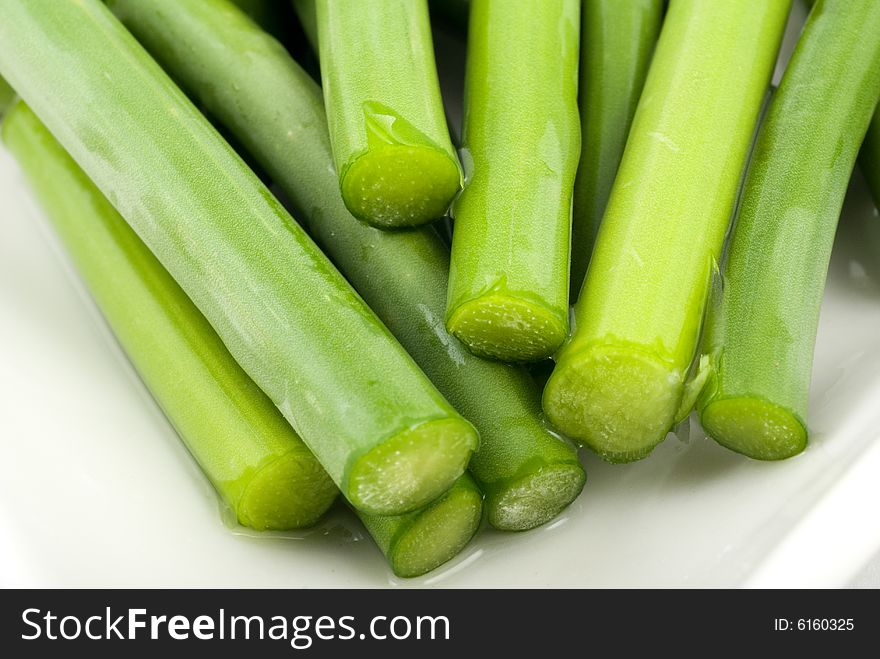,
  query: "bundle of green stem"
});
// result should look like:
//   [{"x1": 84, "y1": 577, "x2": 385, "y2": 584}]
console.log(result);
[
  {"x1": 110, "y1": 0, "x2": 585, "y2": 531},
  {"x1": 2, "y1": 100, "x2": 483, "y2": 579},
  {"x1": 3, "y1": 99, "x2": 337, "y2": 531},
  {"x1": 543, "y1": 0, "x2": 791, "y2": 463},
  {"x1": 0, "y1": 0, "x2": 479, "y2": 517},
  {"x1": 4, "y1": 0, "x2": 870, "y2": 583},
  {"x1": 698, "y1": 0, "x2": 880, "y2": 459}
]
